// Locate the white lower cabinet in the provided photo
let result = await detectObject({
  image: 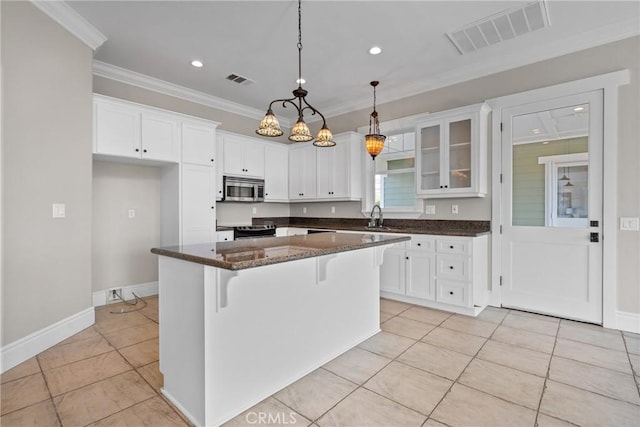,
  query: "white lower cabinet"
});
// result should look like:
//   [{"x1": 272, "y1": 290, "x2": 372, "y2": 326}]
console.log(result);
[{"x1": 380, "y1": 233, "x2": 489, "y2": 316}]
